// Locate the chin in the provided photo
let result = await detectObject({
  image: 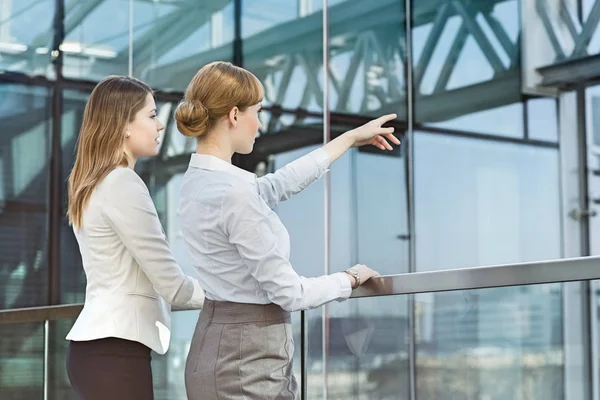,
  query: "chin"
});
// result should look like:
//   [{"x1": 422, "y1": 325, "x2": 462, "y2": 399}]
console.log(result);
[
  {"x1": 146, "y1": 147, "x2": 160, "y2": 157},
  {"x1": 237, "y1": 145, "x2": 254, "y2": 155}
]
